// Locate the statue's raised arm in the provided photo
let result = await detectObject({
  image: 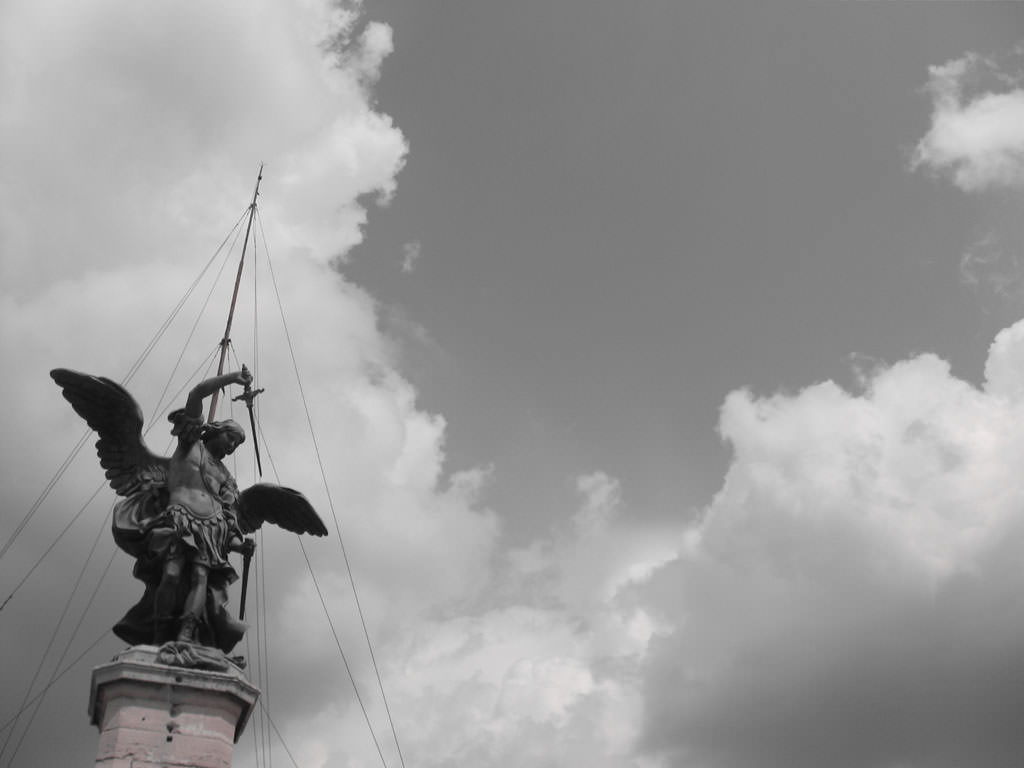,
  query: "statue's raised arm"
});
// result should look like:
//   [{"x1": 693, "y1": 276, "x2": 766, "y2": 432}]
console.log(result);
[{"x1": 184, "y1": 368, "x2": 252, "y2": 421}]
